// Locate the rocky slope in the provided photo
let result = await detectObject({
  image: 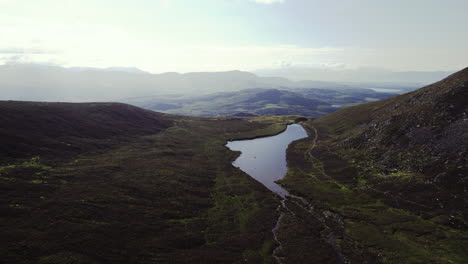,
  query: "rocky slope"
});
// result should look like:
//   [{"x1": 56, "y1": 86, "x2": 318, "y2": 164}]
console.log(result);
[{"x1": 314, "y1": 67, "x2": 468, "y2": 216}]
